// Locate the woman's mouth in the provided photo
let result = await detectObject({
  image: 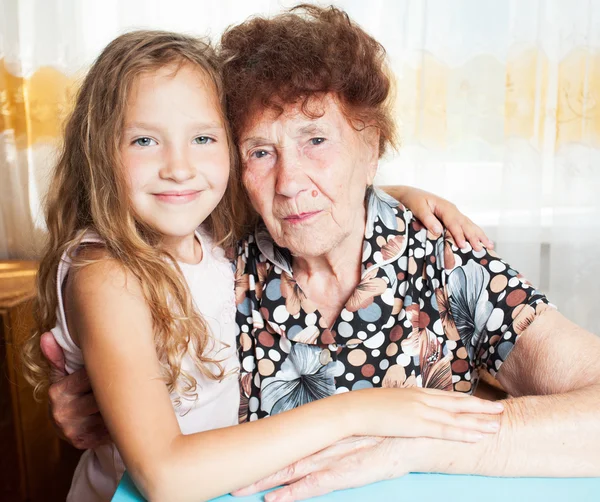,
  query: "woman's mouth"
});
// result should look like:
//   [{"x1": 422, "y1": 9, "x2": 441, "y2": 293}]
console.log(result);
[{"x1": 283, "y1": 211, "x2": 322, "y2": 223}]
